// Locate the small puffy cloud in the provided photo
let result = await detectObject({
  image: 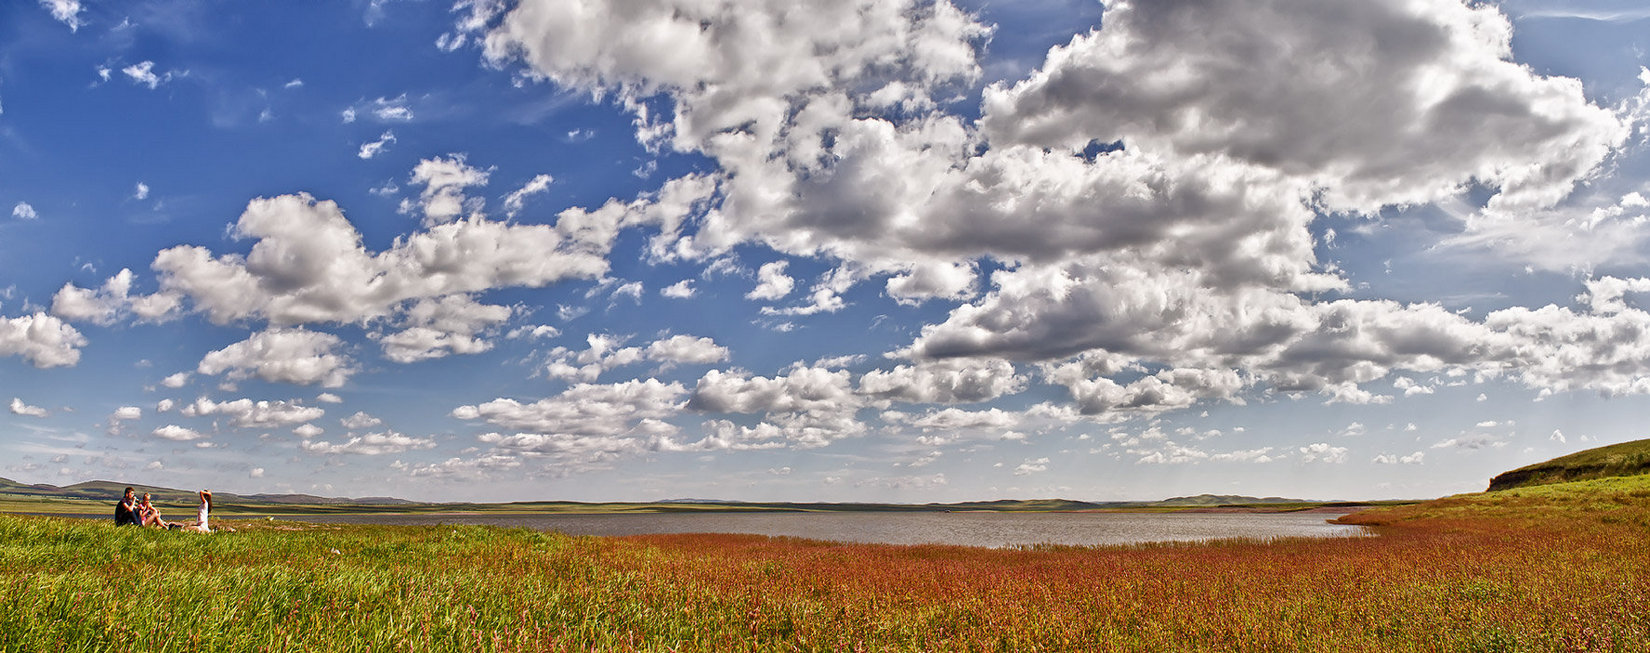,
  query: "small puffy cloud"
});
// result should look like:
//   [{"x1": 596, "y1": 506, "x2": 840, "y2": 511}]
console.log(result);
[
  {"x1": 1044, "y1": 357, "x2": 1247, "y2": 416},
  {"x1": 1013, "y1": 457, "x2": 1050, "y2": 475},
  {"x1": 12, "y1": 202, "x2": 38, "y2": 220},
  {"x1": 301, "y1": 430, "x2": 435, "y2": 455},
  {"x1": 161, "y1": 372, "x2": 191, "y2": 388},
  {"x1": 9, "y1": 398, "x2": 47, "y2": 418},
  {"x1": 52, "y1": 269, "x2": 135, "y2": 325},
  {"x1": 507, "y1": 325, "x2": 560, "y2": 340},
  {"x1": 1373, "y1": 451, "x2": 1425, "y2": 465},
  {"x1": 1209, "y1": 447, "x2": 1276, "y2": 463},
  {"x1": 1392, "y1": 376, "x2": 1434, "y2": 396},
  {"x1": 370, "y1": 95, "x2": 415, "y2": 122},
  {"x1": 543, "y1": 333, "x2": 646, "y2": 381},
  {"x1": 197, "y1": 328, "x2": 355, "y2": 388},
  {"x1": 885, "y1": 261, "x2": 976, "y2": 305},
  {"x1": 646, "y1": 335, "x2": 729, "y2": 365},
  {"x1": 883, "y1": 407, "x2": 1023, "y2": 447},
  {"x1": 687, "y1": 367, "x2": 865, "y2": 449},
  {"x1": 1550, "y1": 429, "x2": 1566, "y2": 444},
  {"x1": 854, "y1": 473, "x2": 950, "y2": 490},
  {"x1": 122, "y1": 61, "x2": 173, "y2": 89},
  {"x1": 39, "y1": 0, "x2": 85, "y2": 31},
  {"x1": 340, "y1": 411, "x2": 382, "y2": 429},
  {"x1": 180, "y1": 397, "x2": 325, "y2": 428},
  {"x1": 660, "y1": 280, "x2": 695, "y2": 299},
  {"x1": 457, "y1": 378, "x2": 685, "y2": 436},
  {"x1": 1298, "y1": 442, "x2": 1349, "y2": 464},
  {"x1": 401, "y1": 155, "x2": 489, "y2": 225},
  {"x1": 358, "y1": 130, "x2": 396, "y2": 159},
  {"x1": 0, "y1": 313, "x2": 86, "y2": 368},
  {"x1": 611, "y1": 281, "x2": 644, "y2": 303},
  {"x1": 1579, "y1": 276, "x2": 1650, "y2": 316},
  {"x1": 133, "y1": 182, "x2": 150, "y2": 200},
  {"x1": 52, "y1": 269, "x2": 181, "y2": 324},
  {"x1": 1432, "y1": 433, "x2": 1505, "y2": 450},
  {"x1": 111, "y1": 406, "x2": 142, "y2": 421},
  {"x1": 375, "y1": 295, "x2": 512, "y2": 363},
  {"x1": 746, "y1": 261, "x2": 794, "y2": 301},
  {"x1": 453, "y1": 379, "x2": 689, "y2": 468},
  {"x1": 153, "y1": 425, "x2": 206, "y2": 441},
  {"x1": 502, "y1": 174, "x2": 554, "y2": 217},
  {"x1": 1132, "y1": 441, "x2": 1272, "y2": 465},
  {"x1": 859, "y1": 358, "x2": 1026, "y2": 405},
  {"x1": 293, "y1": 423, "x2": 324, "y2": 439},
  {"x1": 250, "y1": 467, "x2": 265, "y2": 478},
  {"x1": 316, "y1": 392, "x2": 343, "y2": 404}
]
